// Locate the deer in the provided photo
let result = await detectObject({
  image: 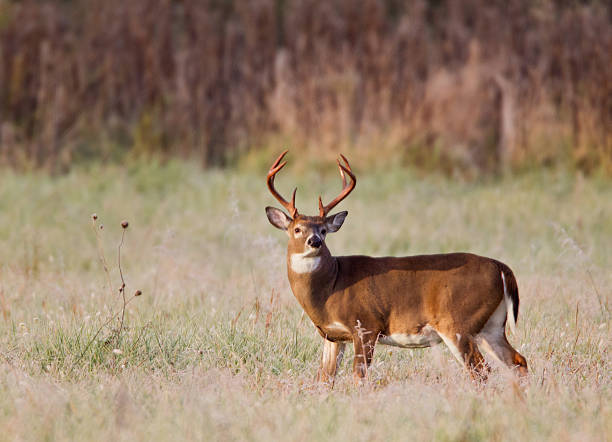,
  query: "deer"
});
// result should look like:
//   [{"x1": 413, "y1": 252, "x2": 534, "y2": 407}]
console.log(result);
[{"x1": 265, "y1": 151, "x2": 528, "y2": 384}]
